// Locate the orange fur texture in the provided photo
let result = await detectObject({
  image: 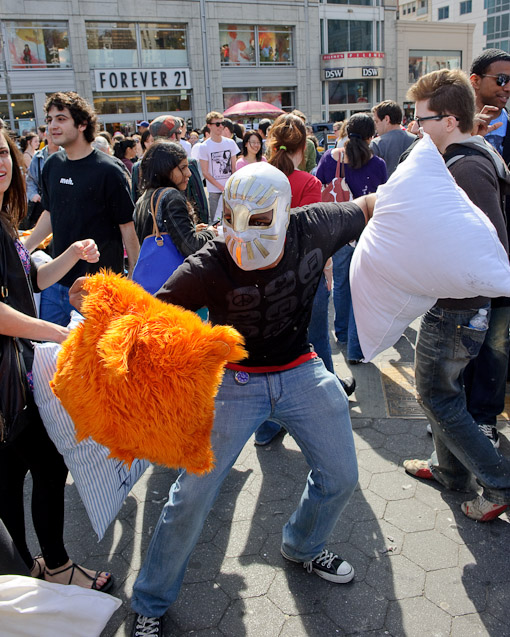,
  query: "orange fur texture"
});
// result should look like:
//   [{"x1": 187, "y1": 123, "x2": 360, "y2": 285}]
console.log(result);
[{"x1": 50, "y1": 272, "x2": 246, "y2": 474}]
